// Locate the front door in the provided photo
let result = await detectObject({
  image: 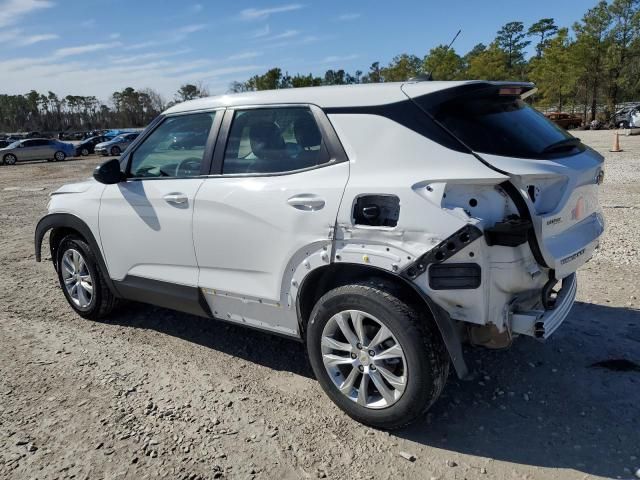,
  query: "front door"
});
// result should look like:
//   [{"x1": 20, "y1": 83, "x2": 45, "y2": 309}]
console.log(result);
[
  {"x1": 193, "y1": 106, "x2": 349, "y2": 334},
  {"x1": 21, "y1": 140, "x2": 42, "y2": 160},
  {"x1": 99, "y1": 110, "x2": 220, "y2": 287}
]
